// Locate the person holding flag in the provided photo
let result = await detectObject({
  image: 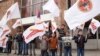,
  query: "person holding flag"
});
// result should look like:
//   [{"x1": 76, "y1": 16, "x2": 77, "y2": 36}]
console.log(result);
[
  {"x1": 57, "y1": 24, "x2": 66, "y2": 56},
  {"x1": 74, "y1": 29, "x2": 88, "y2": 56},
  {"x1": 15, "y1": 28, "x2": 24, "y2": 55},
  {"x1": 48, "y1": 32, "x2": 58, "y2": 56}
]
